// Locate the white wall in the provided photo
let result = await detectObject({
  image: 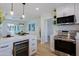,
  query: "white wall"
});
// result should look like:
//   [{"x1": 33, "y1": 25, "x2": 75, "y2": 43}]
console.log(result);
[
  {"x1": 40, "y1": 13, "x2": 53, "y2": 43},
  {"x1": 24, "y1": 17, "x2": 41, "y2": 40},
  {"x1": 0, "y1": 16, "x2": 25, "y2": 37}
]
